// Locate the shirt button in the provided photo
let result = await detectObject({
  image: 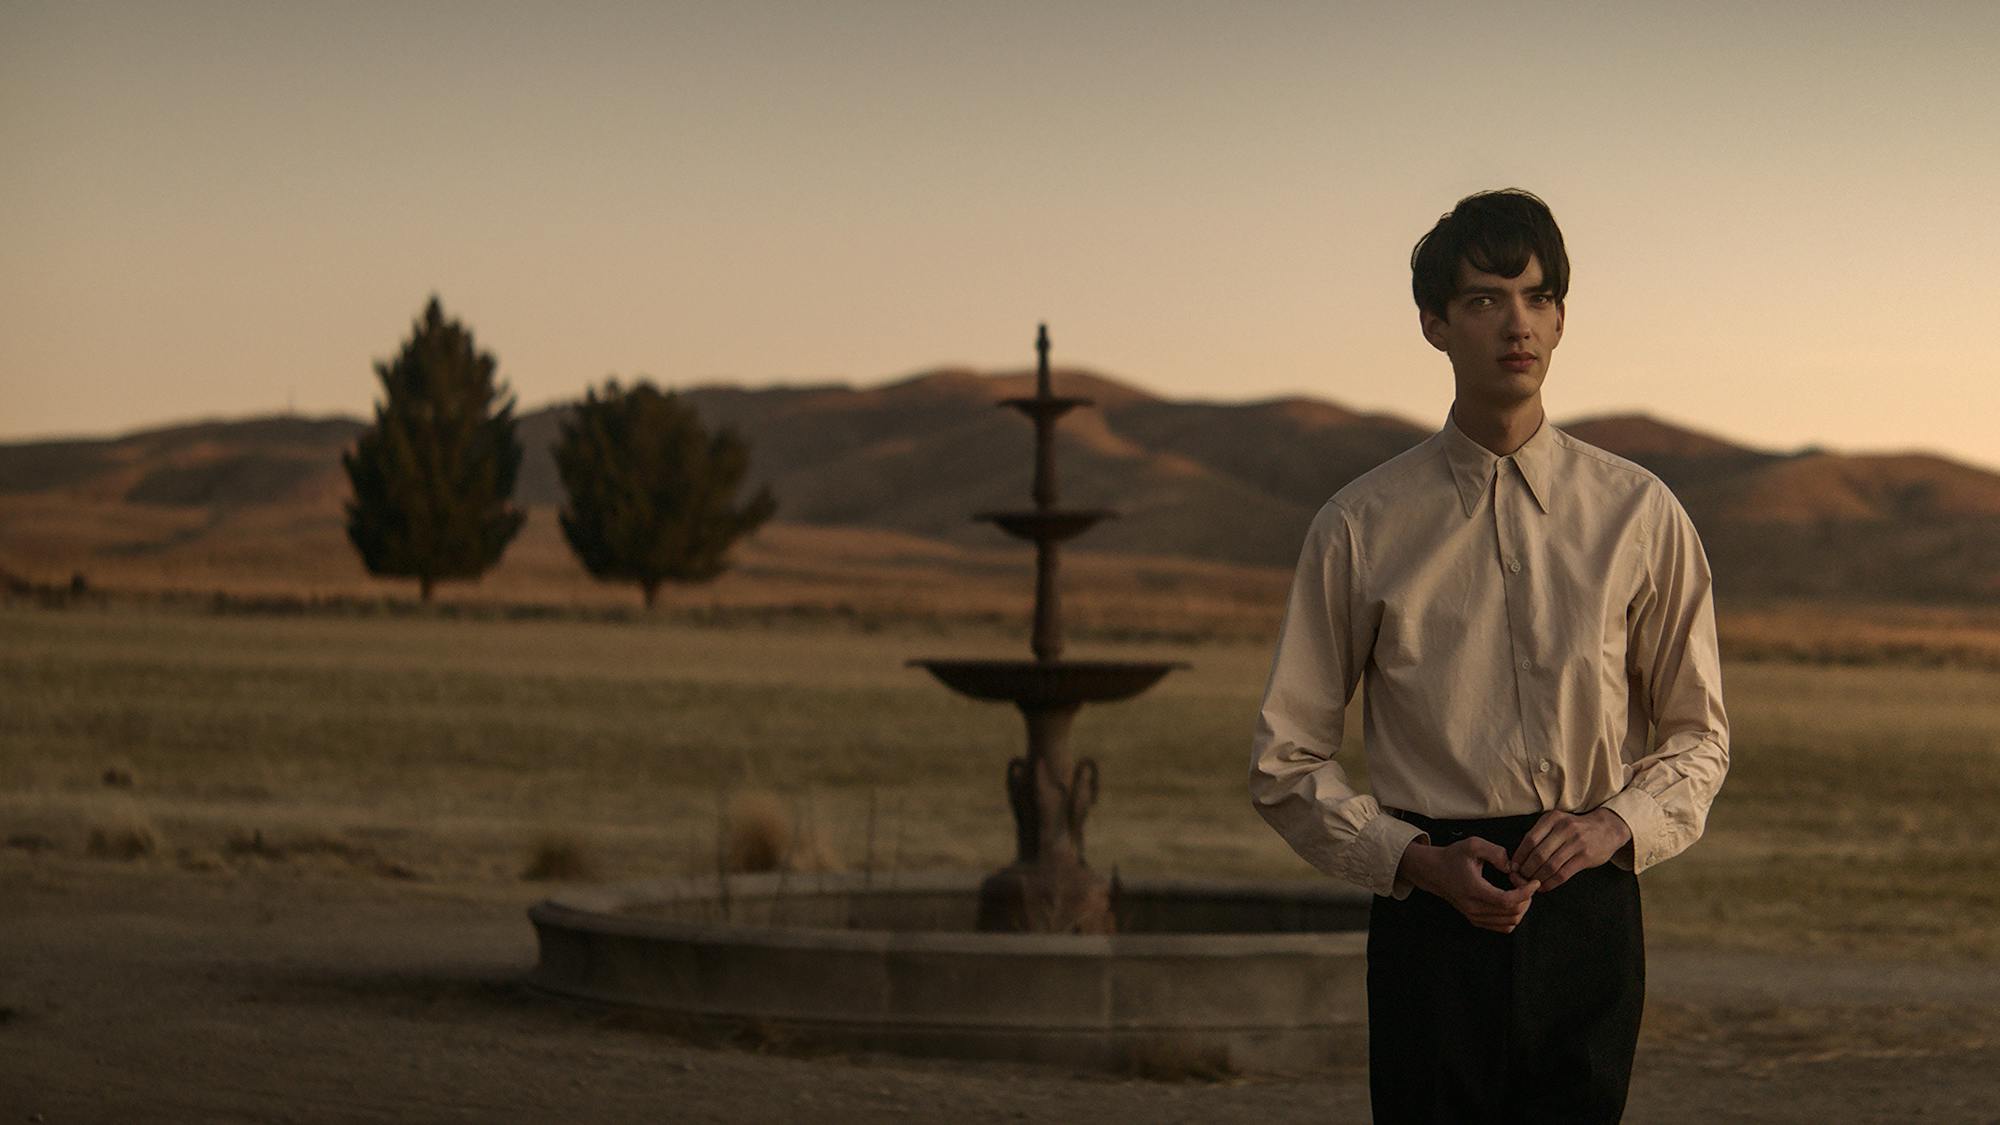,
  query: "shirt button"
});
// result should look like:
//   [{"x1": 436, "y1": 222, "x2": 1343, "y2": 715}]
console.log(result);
[
  {"x1": 1518, "y1": 658, "x2": 1533, "y2": 671},
  {"x1": 1508, "y1": 559, "x2": 1523, "y2": 574},
  {"x1": 1537, "y1": 759, "x2": 1552, "y2": 774}
]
